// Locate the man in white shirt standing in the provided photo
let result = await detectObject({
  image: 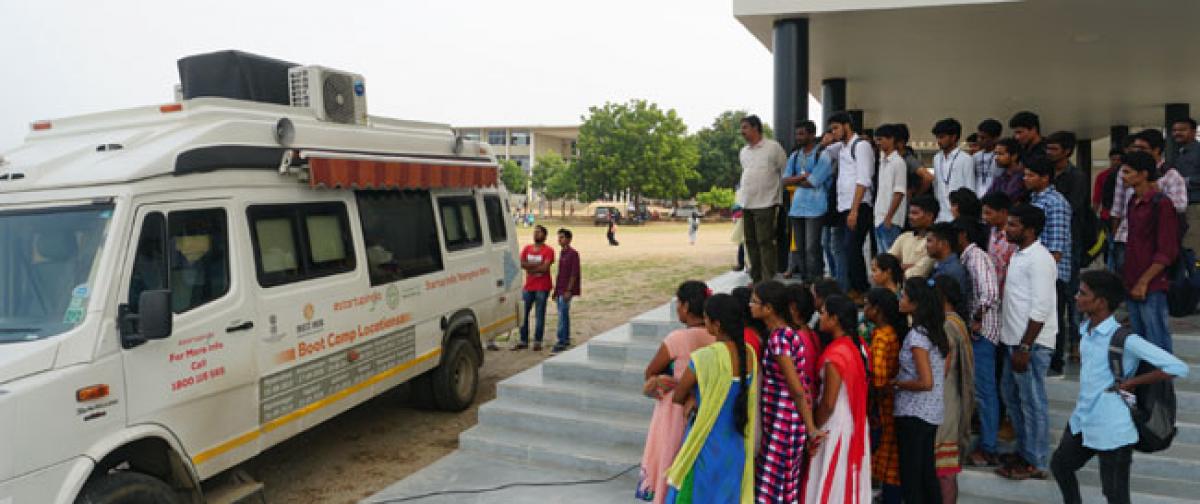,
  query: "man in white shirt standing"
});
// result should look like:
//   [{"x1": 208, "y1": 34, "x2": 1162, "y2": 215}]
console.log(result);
[
  {"x1": 821, "y1": 112, "x2": 875, "y2": 295},
  {"x1": 736, "y1": 114, "x2": 787, "y2": 283},
  {"x1": 932, "y1": 118, "x2": 977, "y2": 222},
  {"x1": 974, "y1": 119, "x2": 1003, "y2": 195},
  {"x1": 997, "y1": 204, "x2": 1058, "y2": 481},
  {"x1": 872, "y1": 124, "x2": 907, "y2": 254}
]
